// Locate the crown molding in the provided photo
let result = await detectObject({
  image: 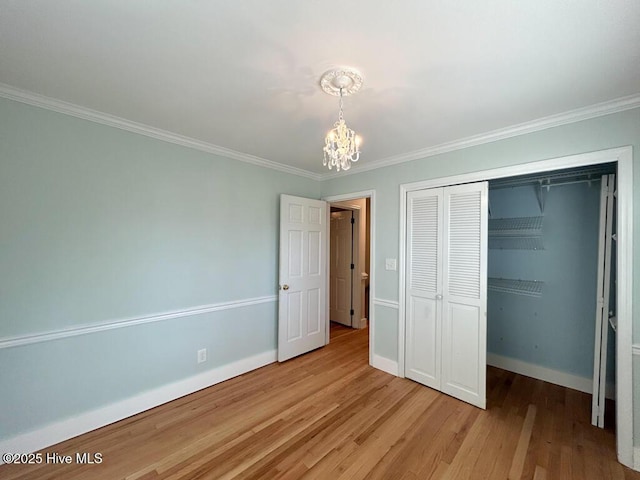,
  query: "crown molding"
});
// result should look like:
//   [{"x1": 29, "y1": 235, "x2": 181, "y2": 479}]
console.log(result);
[
  {"x1": 320, "y1": 93, "x2": 640, "y2": 180},
  {"x1": 2, "y1": 83, "x2": 638, "y2": 183},
  {"x1": 0, "y1": 83, "x2": 322, "y2": 181}
]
